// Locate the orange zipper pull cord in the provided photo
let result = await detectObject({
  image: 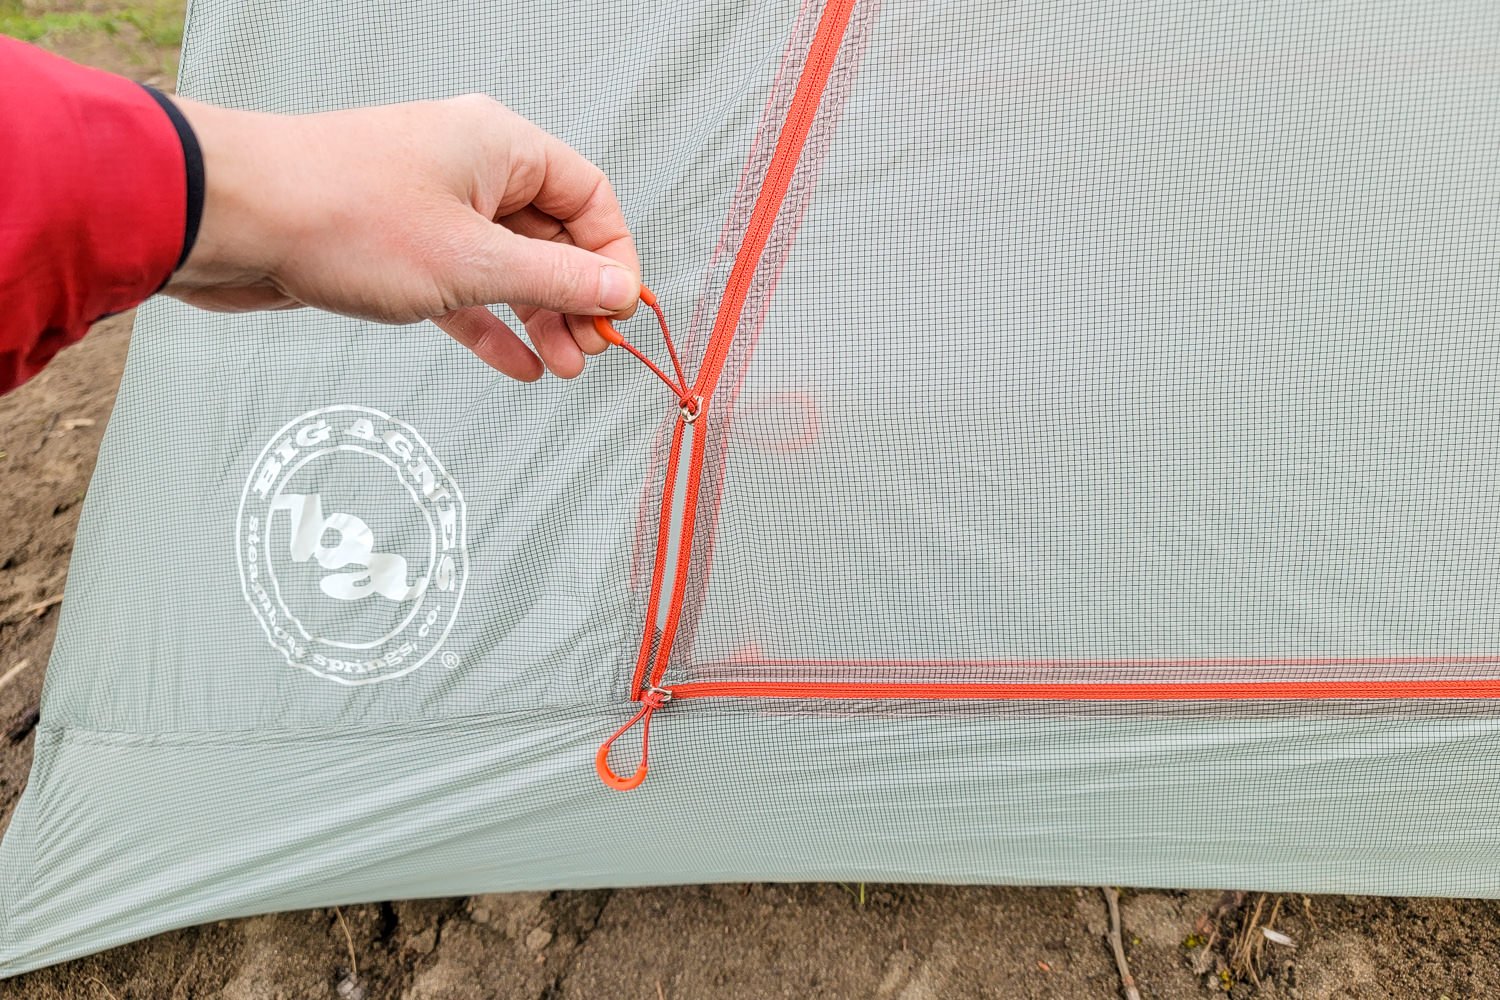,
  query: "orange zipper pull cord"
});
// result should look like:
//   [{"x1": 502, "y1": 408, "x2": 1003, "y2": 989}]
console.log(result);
[
  {"x1": 595, "y1": 286, "x2": 702, "y2": 423},
  {"x1": 595, "y1": 686, "x2": 672, "y2": 791}
]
